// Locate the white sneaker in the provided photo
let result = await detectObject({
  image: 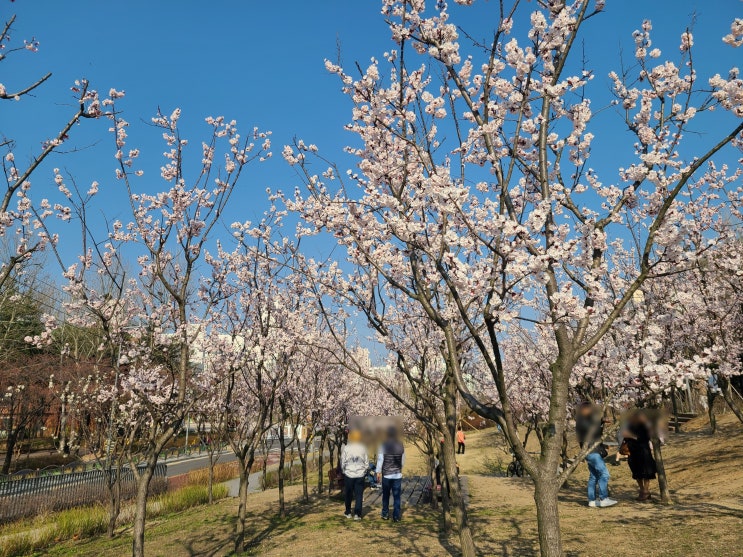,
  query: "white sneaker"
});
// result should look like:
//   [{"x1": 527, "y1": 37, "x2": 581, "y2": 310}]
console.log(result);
[
  {"x1": 345, "y1": 513, "x2": 353, "y2": 519},
  {"x1": 598, "y1": 498, "x2": 618, "y2": 508},
  {"x1": 588, "y1": 500, "x2": 597, "y2": 508},
  {"x1": 354, "y1": 515, "x2": 361, "y2": 521}
]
